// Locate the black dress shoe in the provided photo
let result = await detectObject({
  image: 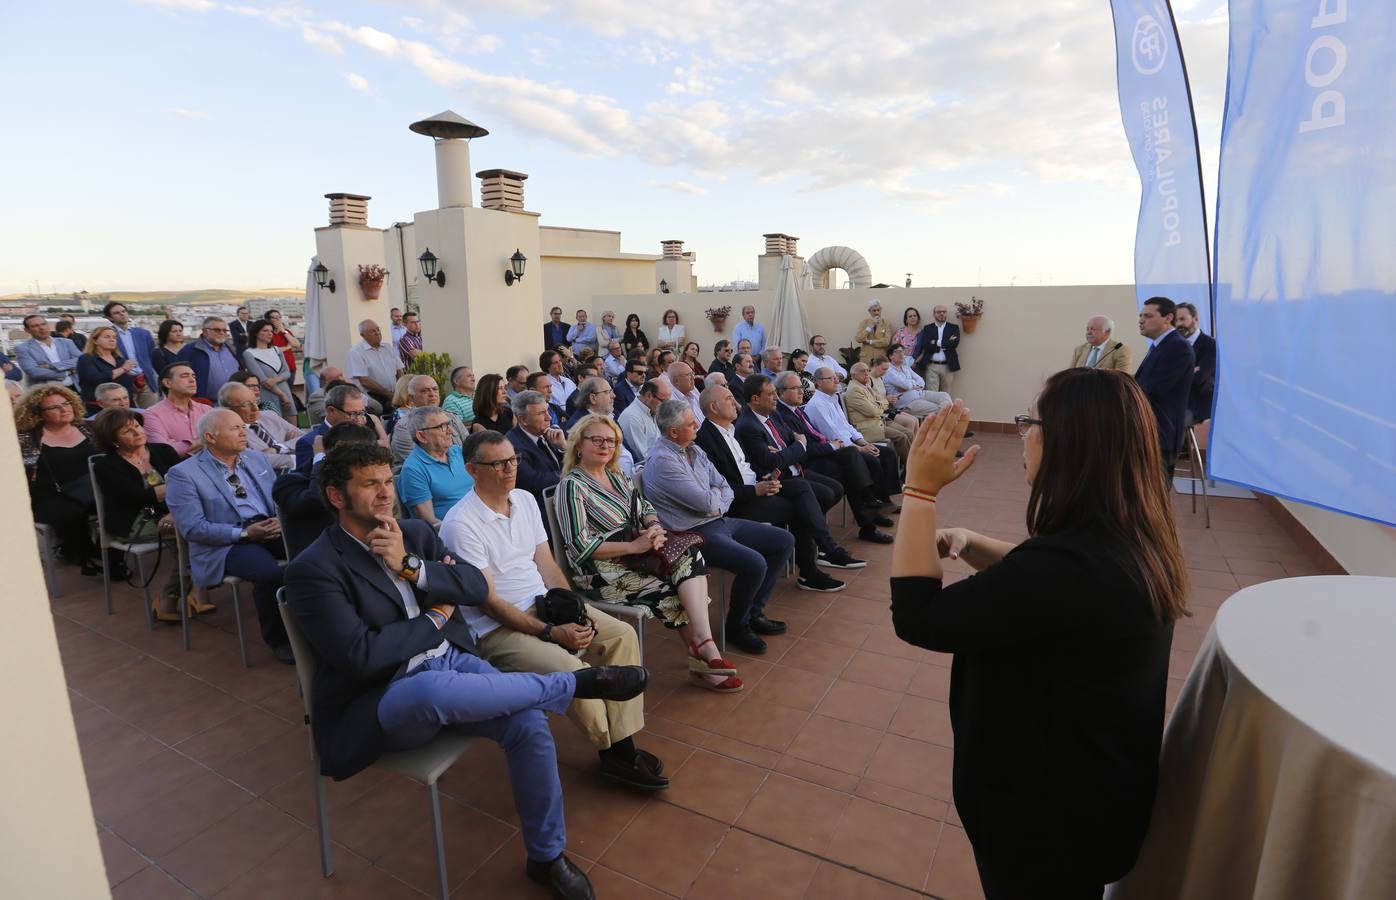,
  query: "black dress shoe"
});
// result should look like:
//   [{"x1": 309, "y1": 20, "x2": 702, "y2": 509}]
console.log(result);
[
  {"x1": 871, "y1": 514, "x2": 894, "y2": 527},
  {"x1": 525, "y1": 853, "x2": 595, "y2": 900},
  {"x1": 273, "y1": 644, "x2": 296, "y2": 665},
  {"x1": 858, "y1": 527, "x2": 894, "y2": 544},
  {"x1": 599, "y1": 752, "x2": 669, "y2": 791},
  {"x1": 572, "y1": 665, "x2": 649, "y2": 701},
  {"x1": 964, "y1": 430, "x2": 976, "y2": 438},
  {"x1": 750, "y1": 615, "x2": 787, "y2": 635},
  {"x1": 728, "y1": 629, "x2": 767, "y2": 655},
  {"x1": 636, "y1": 747, "x2": 664, "y2": 776}
]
